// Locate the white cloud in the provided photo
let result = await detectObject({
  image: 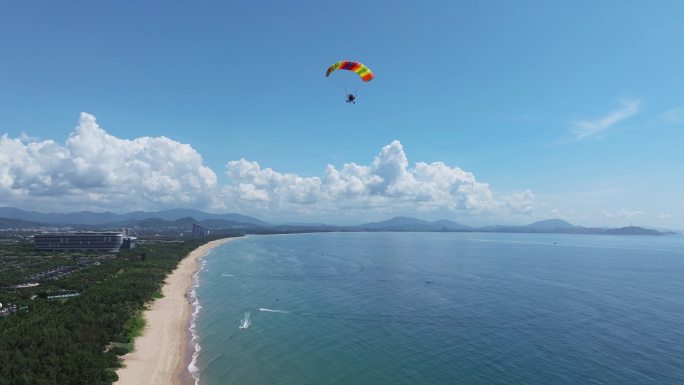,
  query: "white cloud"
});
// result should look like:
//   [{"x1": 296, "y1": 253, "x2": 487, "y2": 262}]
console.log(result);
[
  {"x1": 572, "y1": 100, "x2": 640, "y2": 140},
  {"x1": 0, "y1": 113, "x2": 218, "y2": 211},
  {"x1": 601, "y1": 208, "x2": 645, "y2": 219},
  {"x1": 658, "y1": 213, "x2": 672, "y2": 219},
  {"x1": 224, "y1": 140, "x2": 531, "y2": 217},
  {"x1": 18, "y1": 132, "x2": 40, "y2": 143},
  {"x1": 1, "y1": 113, "x2": 534, "y2": 220},
  {"x1": 225, "y1": 158, "x2": 322, "y2": 204},
  {"x1": 504, "y1": 190, "x2": 535, "y2": 214}
]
